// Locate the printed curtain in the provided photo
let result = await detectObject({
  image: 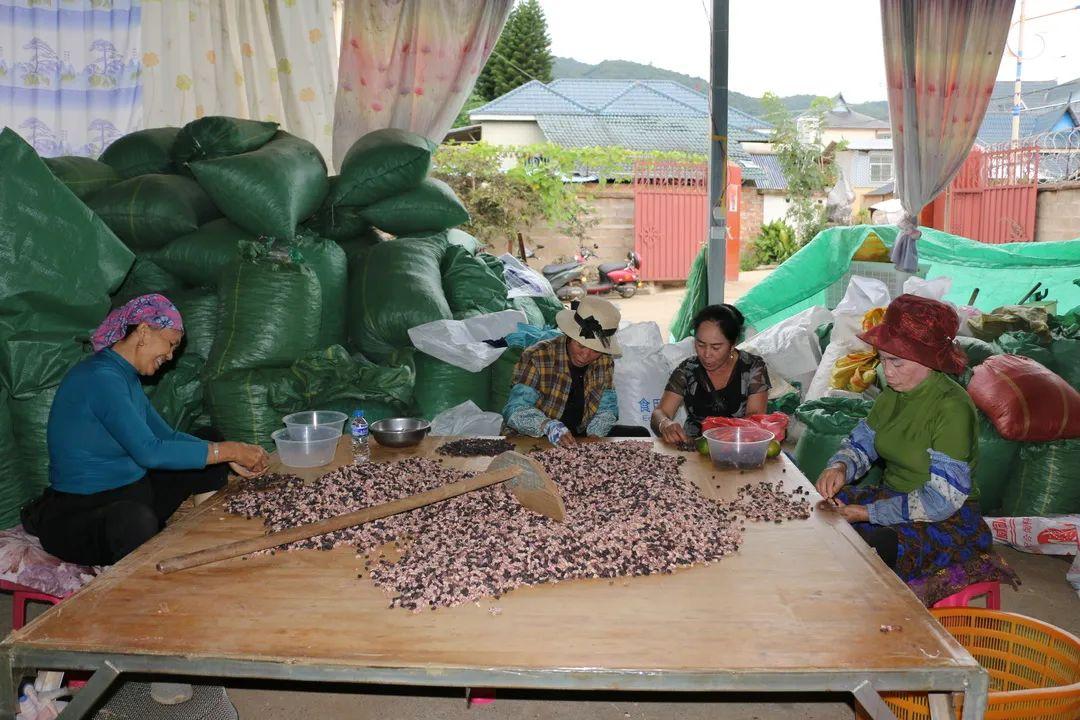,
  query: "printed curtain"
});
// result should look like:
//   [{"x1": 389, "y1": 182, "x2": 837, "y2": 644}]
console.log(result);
[
  {"x1": 140, "y1": 0, "x2": 338, "y2": 162},
  {"x1": 0, "y1": 0, "x2": 142, "y2": 158},
  {"x1": 333, "y1": 0, "x2": 511, "y2": 169},
  {"x1": 881, "y1": 0, "x2": 1015, "y2": 271}
]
